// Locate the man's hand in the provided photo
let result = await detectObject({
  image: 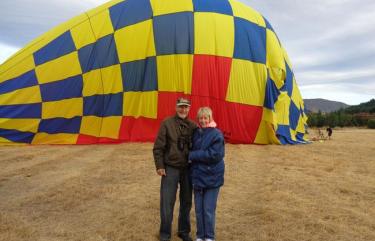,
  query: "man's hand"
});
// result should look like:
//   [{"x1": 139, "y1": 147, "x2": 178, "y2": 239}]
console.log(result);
[{"x1": 156, "y1": 168, "x2": 166, "y2": 176}]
